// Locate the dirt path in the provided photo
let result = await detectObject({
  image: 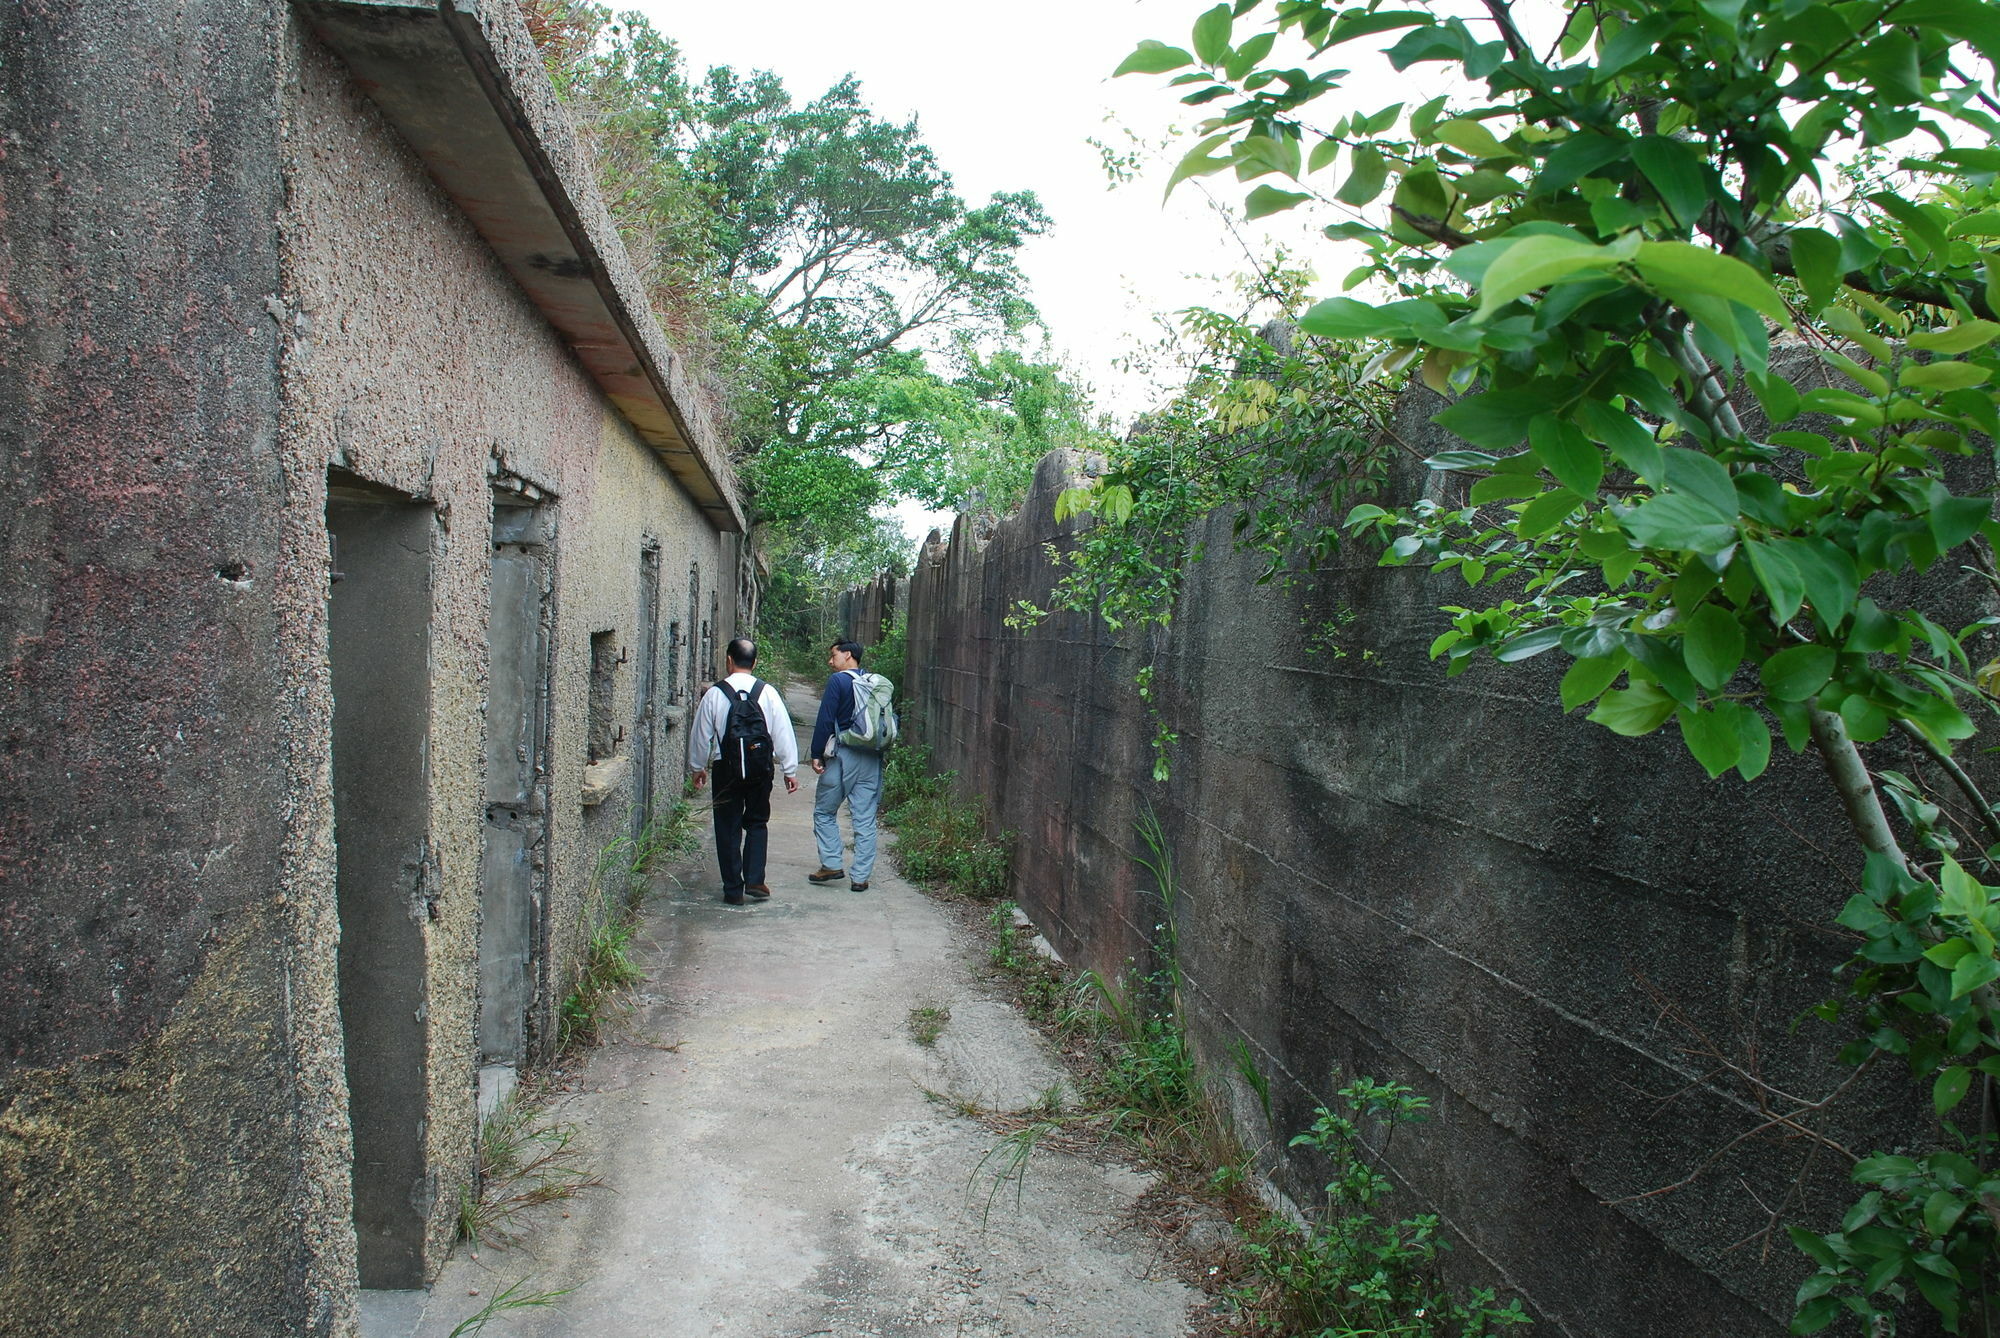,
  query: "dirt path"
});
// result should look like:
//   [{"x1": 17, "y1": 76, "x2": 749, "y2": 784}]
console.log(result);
[{"x1": 366, "y1": 681, "x2": 1194, "y2": 1338}]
